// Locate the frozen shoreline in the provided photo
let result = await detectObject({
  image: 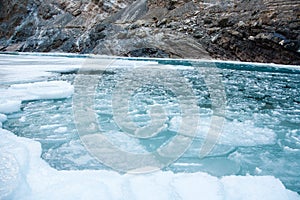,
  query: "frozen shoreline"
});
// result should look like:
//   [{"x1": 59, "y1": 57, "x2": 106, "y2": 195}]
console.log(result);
[{"x1": 1, "y1": 52, "x2": 300, "y2": 68}]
